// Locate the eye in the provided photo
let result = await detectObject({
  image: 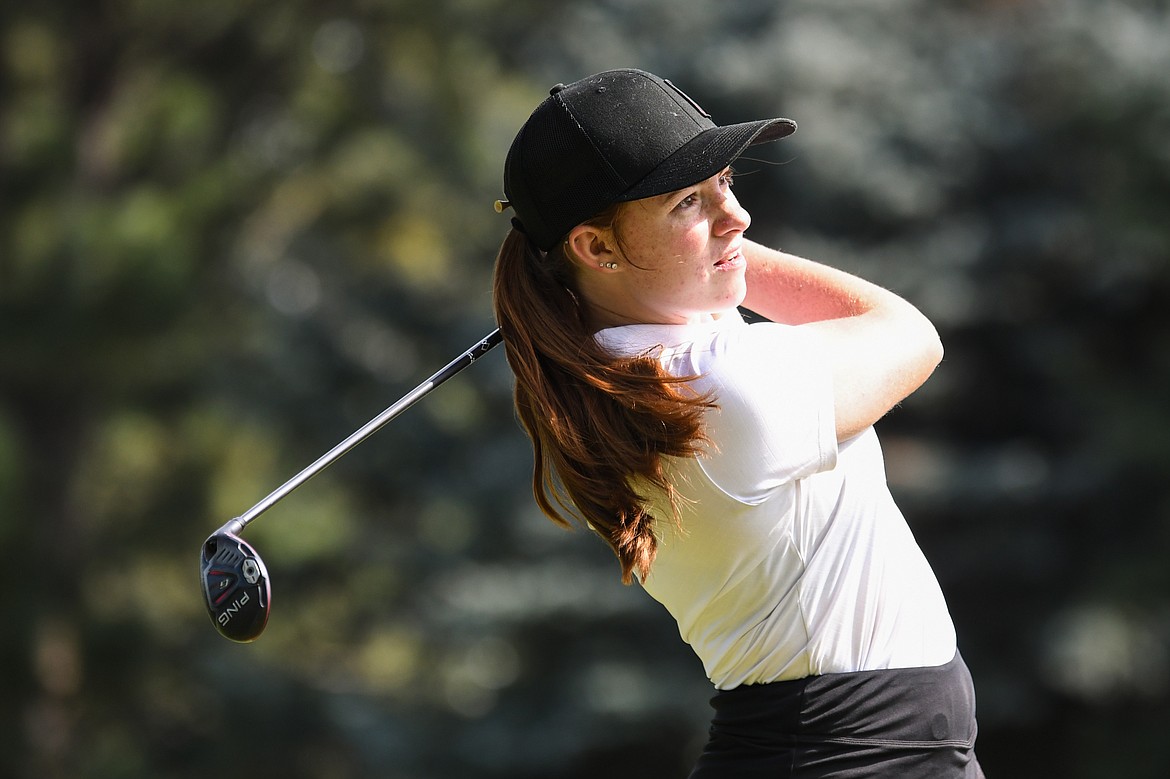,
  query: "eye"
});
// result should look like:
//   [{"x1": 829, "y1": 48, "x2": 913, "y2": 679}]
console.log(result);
[
  {"x1": 719, "y1": 169, "x2": 736, "y2": 189},
  {"x1": 674, "y1": 193, "x2": 698, "y2": 210}
]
